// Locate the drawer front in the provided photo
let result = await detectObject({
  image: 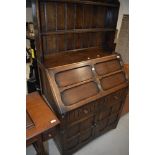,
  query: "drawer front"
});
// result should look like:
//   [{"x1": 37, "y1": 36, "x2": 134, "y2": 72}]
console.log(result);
[
  {"x1": 95, "y1": 59, "x2": 121, "y2": 76},
  {"x1": 66, "y1": 102, "x2": 95, "y2": 124},
  {"x1": 42, "y1": 128, "x2": 56, "y2": 141},
  {"x1": 79, "y1": 102, "x2": 95, "y2": 119},
  {"x1": 55, "y1": 66, "x2": 93, "y2": 87},
  {"x1": 100, "y1": 72, "x2": 126, "y2": 90},
  {"x1": 95, "y1": 90, "x2": 123, "y2": 110},
  {"x1": 104, "y1": 89, "x2": 126, "y2": 107},
  {"x1": 61, "y1": 81, "x2": 99, "y2": 106},
  {"x1": 65, "y1": 109, "x2": 79, "y2": 124}
]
